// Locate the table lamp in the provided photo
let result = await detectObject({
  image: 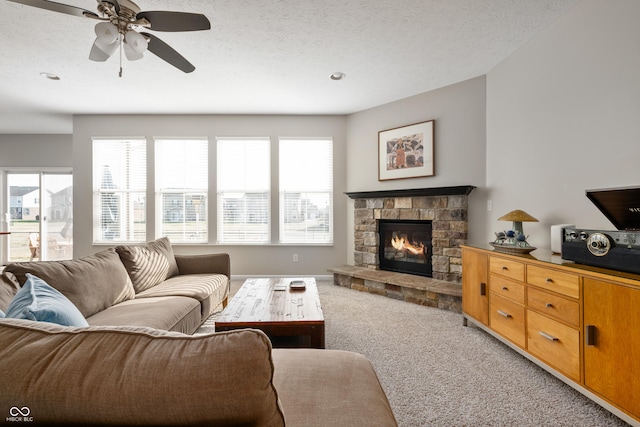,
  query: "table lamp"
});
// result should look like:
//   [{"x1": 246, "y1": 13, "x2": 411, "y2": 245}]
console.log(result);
[{"x1": 498, "y1": 209, "x2": 539, "y2": 235}]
